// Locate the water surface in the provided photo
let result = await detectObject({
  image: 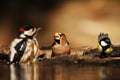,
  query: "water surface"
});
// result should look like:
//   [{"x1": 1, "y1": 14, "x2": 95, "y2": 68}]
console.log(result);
[{"x1": 0, "y1": 62, "x2": 120, "y2": 80}]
